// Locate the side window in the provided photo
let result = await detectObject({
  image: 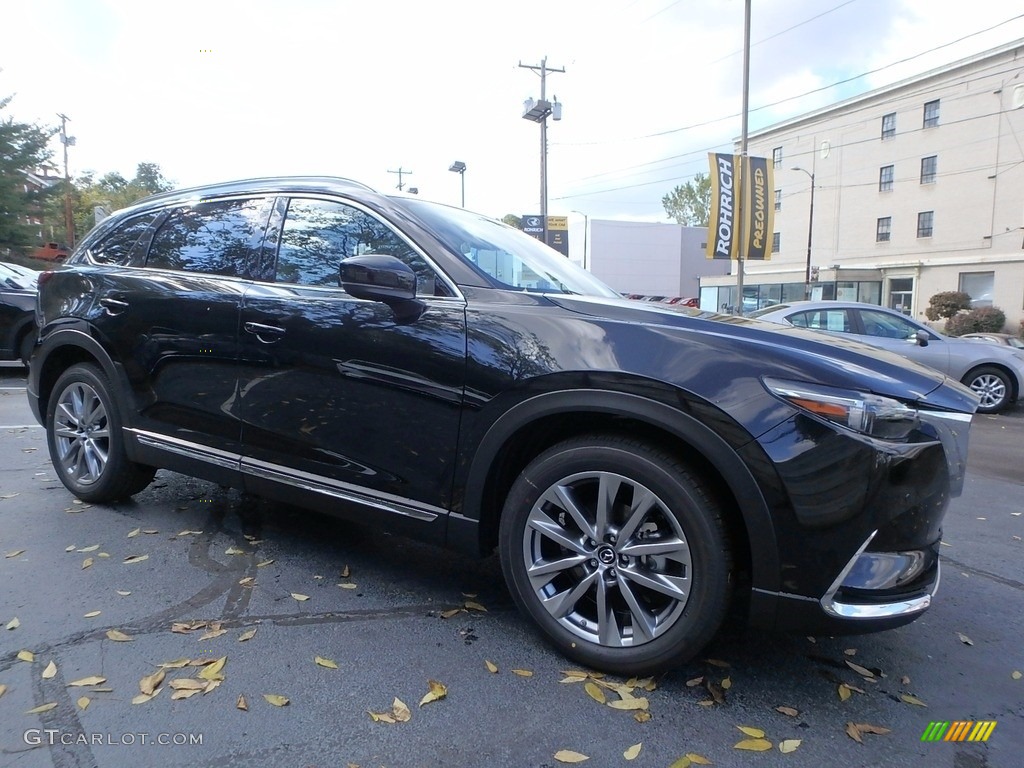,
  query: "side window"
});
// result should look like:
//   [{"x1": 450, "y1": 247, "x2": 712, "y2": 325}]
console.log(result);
[
  {"x1": 146, "y1": 199, "x2": 268, "y2": 277},
  {"x1": 790, "y1": 310, "x2": 850, "y2": 332},
  {"x1": 88, "y1": 213, "x2": 159, "y2": 265},
  {"x1": 859, "y1": 309, "x2": 918, "y2": 339},
  {"x1": 276, "y1": 198, "x2": 443, "y2": 296}
]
